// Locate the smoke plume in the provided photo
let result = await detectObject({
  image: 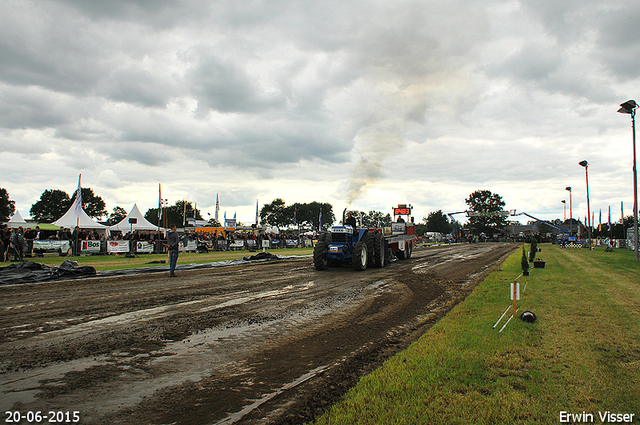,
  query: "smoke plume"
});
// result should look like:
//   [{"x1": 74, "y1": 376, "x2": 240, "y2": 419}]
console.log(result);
[{"x1": 346, "y1": 118, "x2": 404, "y2": 204}]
